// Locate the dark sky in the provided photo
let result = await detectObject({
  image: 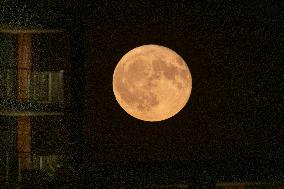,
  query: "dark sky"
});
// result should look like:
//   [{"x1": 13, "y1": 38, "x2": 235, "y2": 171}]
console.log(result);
[{"x1": 0, "y1": 1, "x2": 282, "y2": 162}]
